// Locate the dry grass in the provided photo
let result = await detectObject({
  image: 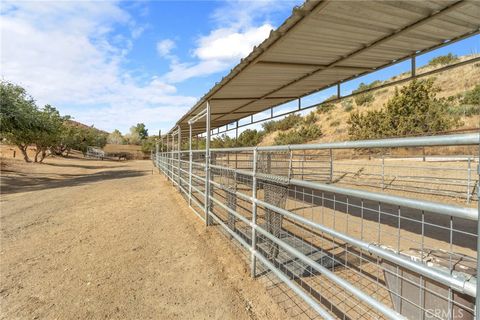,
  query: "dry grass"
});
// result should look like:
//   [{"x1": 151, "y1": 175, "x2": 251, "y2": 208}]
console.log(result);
[{"x1": 260, "y1": 55, "x2": 480, "y2": 146}]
